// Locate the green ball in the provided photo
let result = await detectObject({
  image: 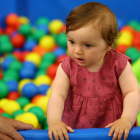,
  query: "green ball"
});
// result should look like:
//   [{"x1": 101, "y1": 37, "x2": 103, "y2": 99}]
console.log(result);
[
  {"x1": 125, "y1": 47, "x2": 140, "y2": 63},
  {"x1": 13, "y1": 109, "x2": 25, "y2": 118},
  {"x1": 19, "y1": 24, "x2": 31, "y2": 36},
  {"x1": 39, "y1": 61, "x2": 52, "y2": 70},
  {"x1": 57, "y1": 33, "x2": 67, "y2": 49},
  {"x1": 0, "y1": 42, "x2": 13, "y2": 54},
  {"x1": 0, "y1": 35, "x2": 10, "y2": 43},
  {"x1": 16, "y1": 97, "x2": 30, "y2": 108},
  {"x1": 33, "y1": 29, "x2": 46, "y2": 41},
  {"x1": 128, "y1": 20, "x2": 140, "y2": 30},
  {"x1": 1, "y1": 113, "x2": 13, "y2": 119},
  {"x1": 35, "y1": 69, "x2": 46, "y2": 77},
  {"x1": 42, "y1": 52, "x2": 56, "y2": 63},
  {"x1": 8, "y1": 60, "x2": 23, "y2": 72},
  {"x1": 42, "y1": 117, "x2": 48, "y2": 129},
  {"x1": 52, "y1": 34, "x2": 58, "y2": 42},
  {"x1": 36, "y1": 17, "x2": 50, "y2": 26},
  {"x1": 28, "y1": 106, "x2": 45, "y2": 123},
  {"x1": 3, "y1": 69, "x2": 19, "y2": 82},
  {"x1": 0, "y1": 80, "x2": 9, "y2": 98}
]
